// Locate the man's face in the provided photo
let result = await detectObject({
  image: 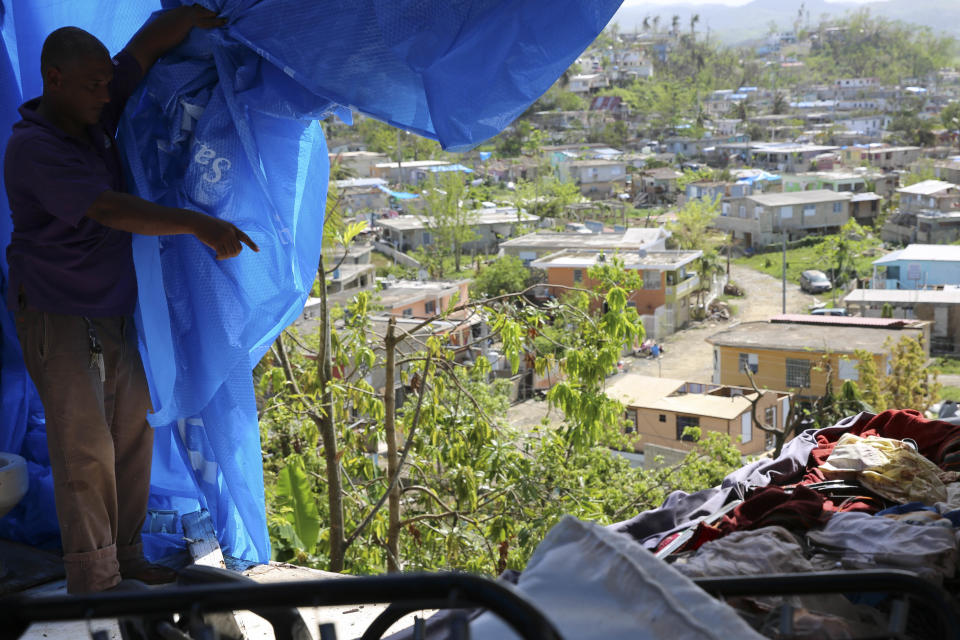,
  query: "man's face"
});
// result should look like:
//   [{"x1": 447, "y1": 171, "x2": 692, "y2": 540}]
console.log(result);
[{"x1": 49, "y1": 52, "x2": 113, "y2": 126}]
